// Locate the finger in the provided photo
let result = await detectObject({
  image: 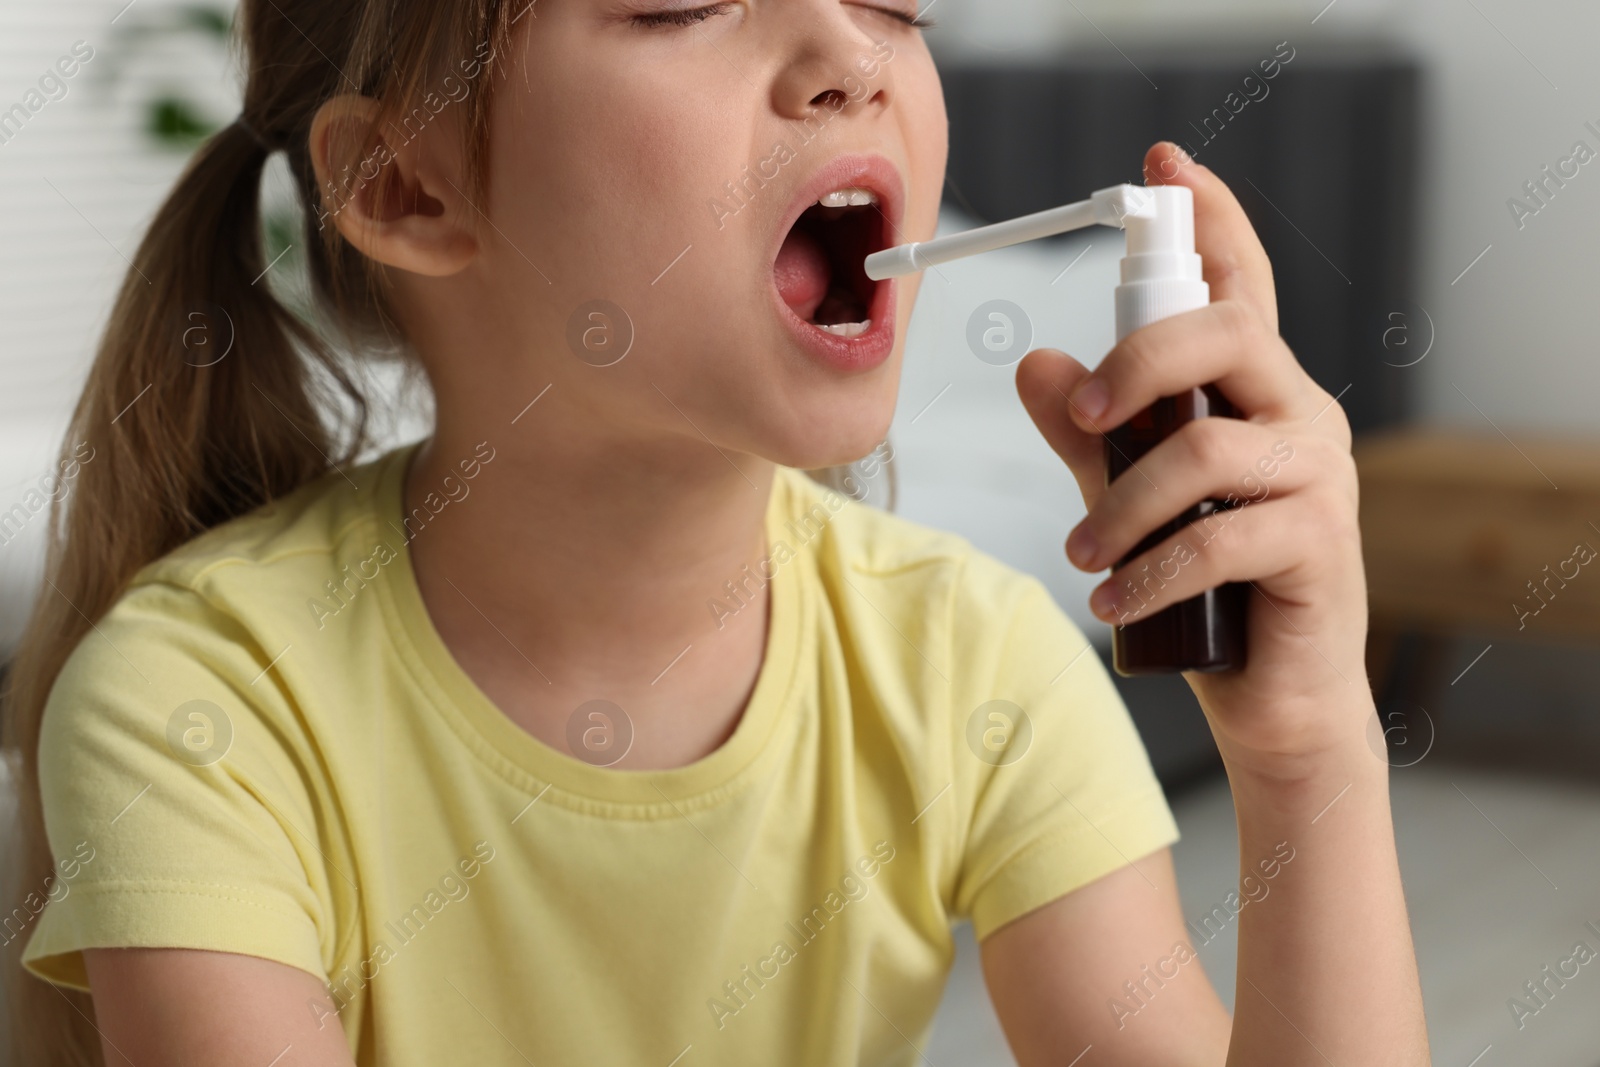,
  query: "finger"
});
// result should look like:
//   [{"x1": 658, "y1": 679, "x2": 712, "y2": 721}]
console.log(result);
[
  {"x1": 1085, "y1": 498, "x2": 1318, "y2": 625},
  {"x1": 1066, "y1": 421, "x2": 1310, "y2": 573},
  {"x1": 1015, "y1": 348, "x2": 1110, "y2": 509},
  {"x1": 1142, "y1": 142, "x2": 1278, "y2": 335},
  {"x1": 1066, "y1": 299, "x2": 1317, "y2": 432}
]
